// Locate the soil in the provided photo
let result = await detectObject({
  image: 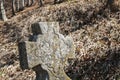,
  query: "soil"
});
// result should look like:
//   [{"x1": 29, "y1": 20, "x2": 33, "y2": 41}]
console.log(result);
[{"x1": 0, "y1": 0, "x2": 120, "y2": 80}]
